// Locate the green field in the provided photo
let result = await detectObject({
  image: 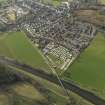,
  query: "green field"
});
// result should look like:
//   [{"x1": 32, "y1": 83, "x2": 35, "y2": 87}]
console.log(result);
[
  {"x1": 42, "y1": 0, "x2": 65, "y2": 7},
  {"x1": 100, "y1": 0, "x2": 105, "y2": 4},
  {"x1": 0, "y1": 0, "x2": 7, "y2": 2},
  {"x1": 63, "y1": 32, "x2": 105, "y2": 97},
  {"x1": 0, "y1": 32, "x2": 50, "y2": 72},
  {"x1": 0, "y1": 0, "x2": 4, "y2": 2}
]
